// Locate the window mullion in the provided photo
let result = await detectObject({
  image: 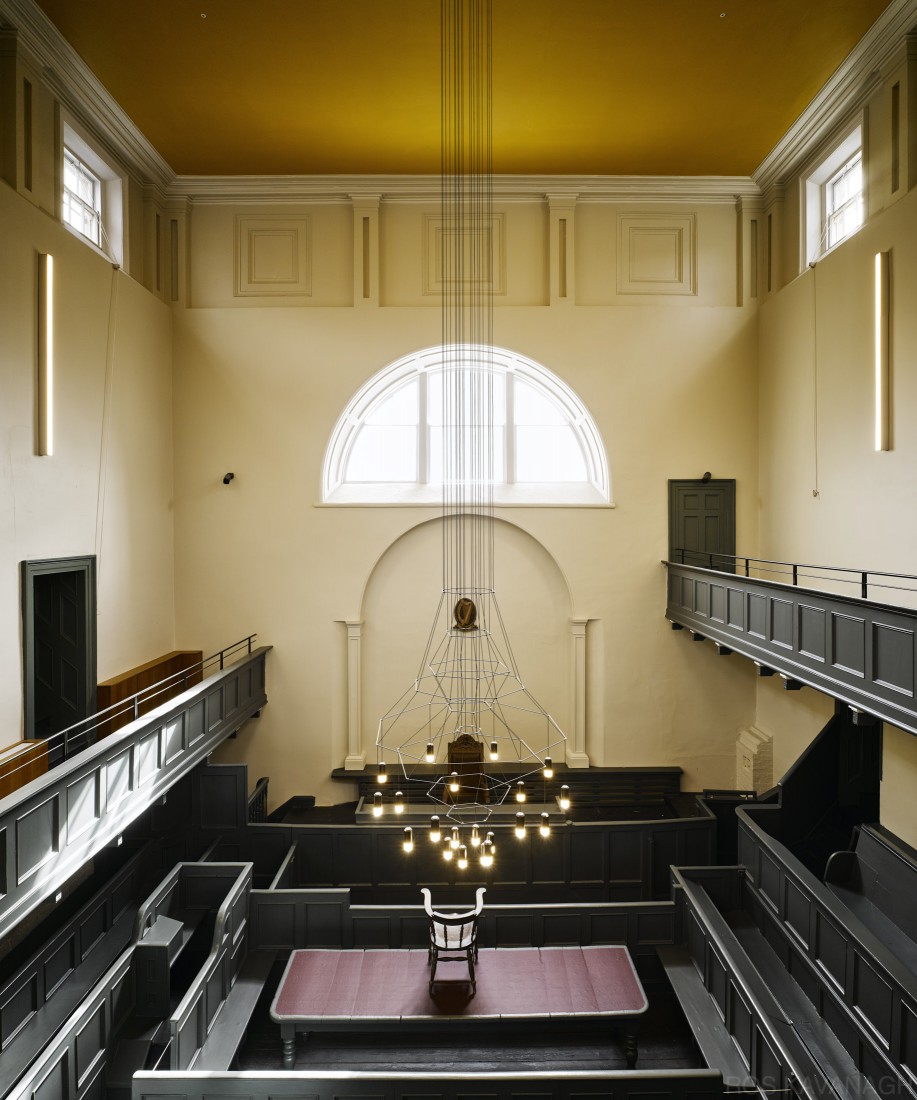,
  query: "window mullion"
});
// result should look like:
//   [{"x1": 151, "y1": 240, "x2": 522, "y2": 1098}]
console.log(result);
[
  {"x1": 505, "y1": 370, "x2": 516, "y2": 486},
  {"x1": 418, "y1": 369, "x2": 429, "y2": 485}
]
